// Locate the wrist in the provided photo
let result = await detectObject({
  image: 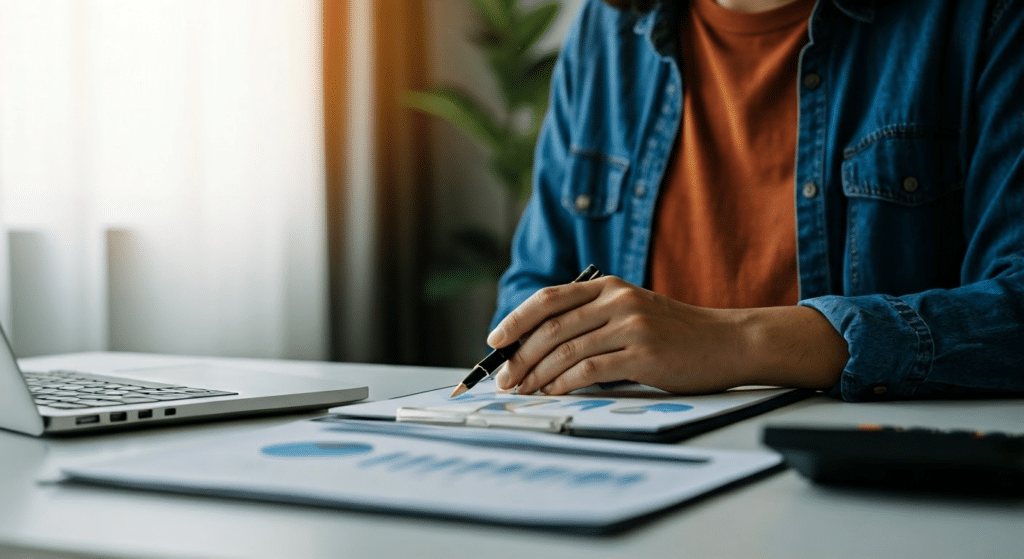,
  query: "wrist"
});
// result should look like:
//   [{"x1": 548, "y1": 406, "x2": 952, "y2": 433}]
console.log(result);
[{"x1": 738, "y1": 305, "x2": 848, "y2": 389}]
